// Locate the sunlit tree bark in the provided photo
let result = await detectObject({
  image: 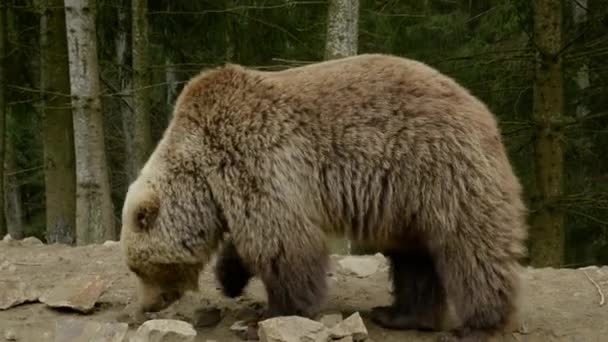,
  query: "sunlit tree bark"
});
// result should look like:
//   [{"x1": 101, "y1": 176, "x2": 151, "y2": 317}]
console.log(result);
[{"x1": 64, "y1": 0, "x2": 116, "y2": 244}]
